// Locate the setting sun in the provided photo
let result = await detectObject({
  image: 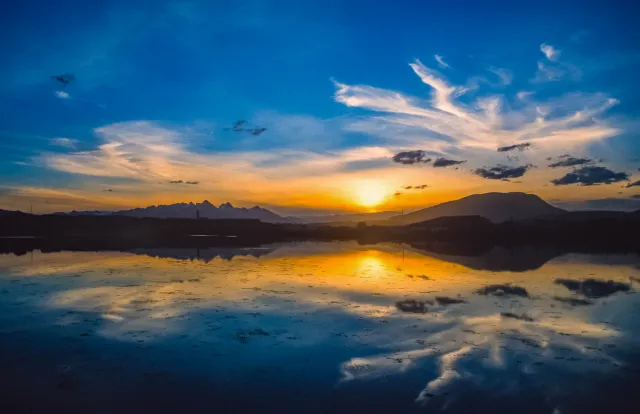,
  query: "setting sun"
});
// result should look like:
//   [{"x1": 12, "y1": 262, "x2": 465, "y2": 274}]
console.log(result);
[{"x1": 354, "y1": 180, "x2": 388, "y2": 208}]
